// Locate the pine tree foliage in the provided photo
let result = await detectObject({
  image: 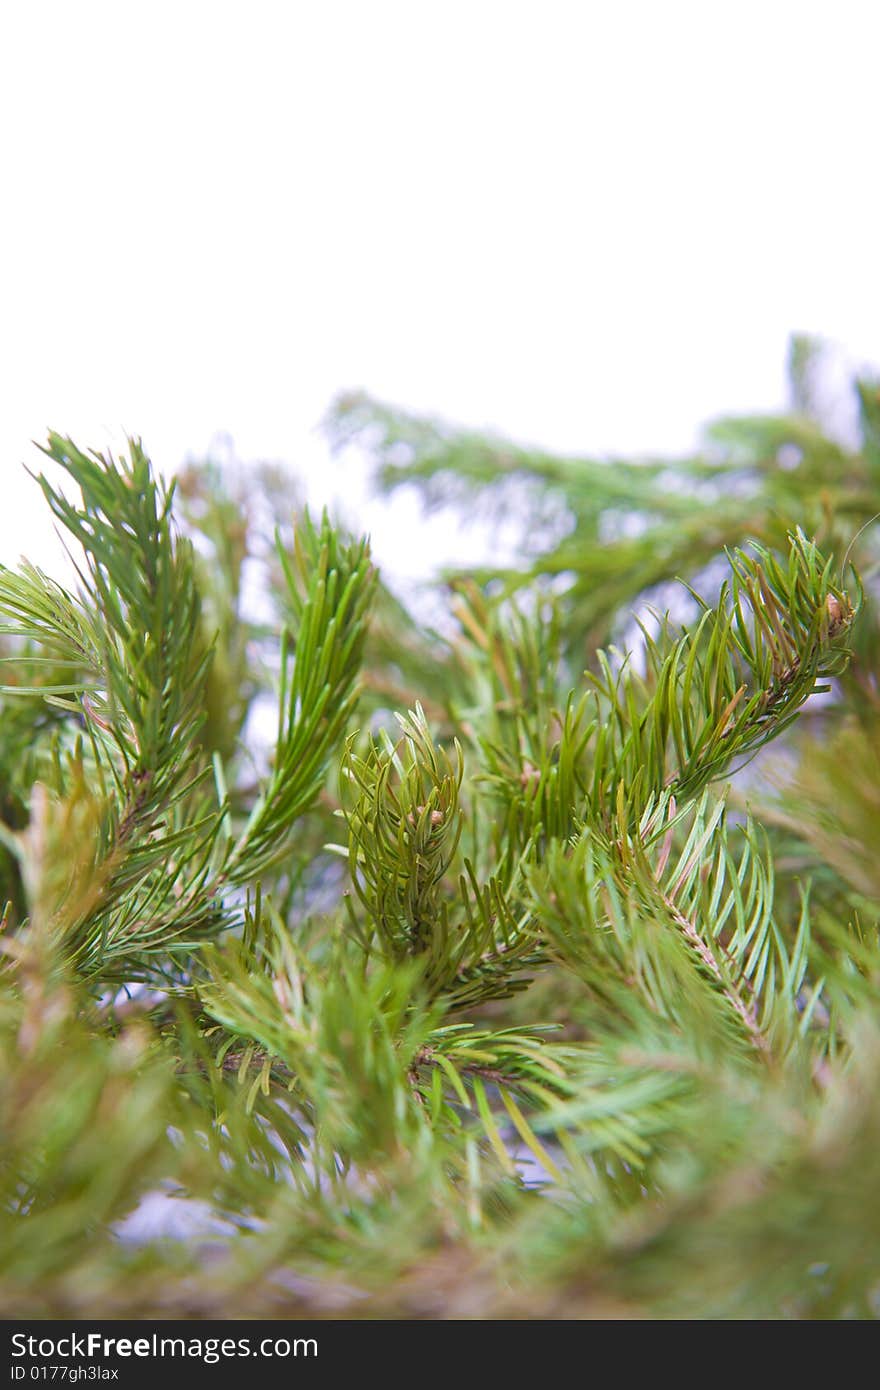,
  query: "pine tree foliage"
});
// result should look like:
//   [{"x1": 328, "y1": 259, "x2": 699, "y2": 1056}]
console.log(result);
[{"x1": 2, "y1": 337, "x2": 880, "y2": 1318}]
